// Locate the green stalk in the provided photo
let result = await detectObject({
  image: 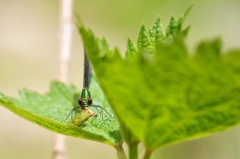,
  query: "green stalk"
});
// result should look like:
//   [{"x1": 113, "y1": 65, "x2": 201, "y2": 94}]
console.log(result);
[
  {"x1": 115, "y1": 143, "x2": 127, "y2": 159},
  {"x1": 143, "y1": 148, "x2": 153, "y2": 159},
  {"x1": 129, "y1": 142, "x2": 138, "y2": 159}
]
